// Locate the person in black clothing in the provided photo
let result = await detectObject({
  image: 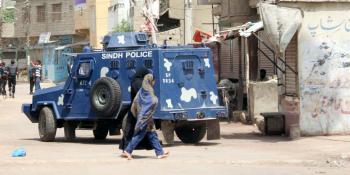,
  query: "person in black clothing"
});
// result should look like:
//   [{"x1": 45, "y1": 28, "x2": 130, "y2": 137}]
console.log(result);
[
  {"x1": 259, "y1": 69, "x2": 268, "y2": 81},
  {"x1": 0, "y1": 62, "x2": 7, "y2": 96},
  {"x1": 29, "y1": 65, "x2": 35, "y2": 95},
  {"x1": 7, "y1": 60, "x2": 18, "y2": 98},
  {"x1": 119, "y1": 67, "x2": 151, "y2": 151}
]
